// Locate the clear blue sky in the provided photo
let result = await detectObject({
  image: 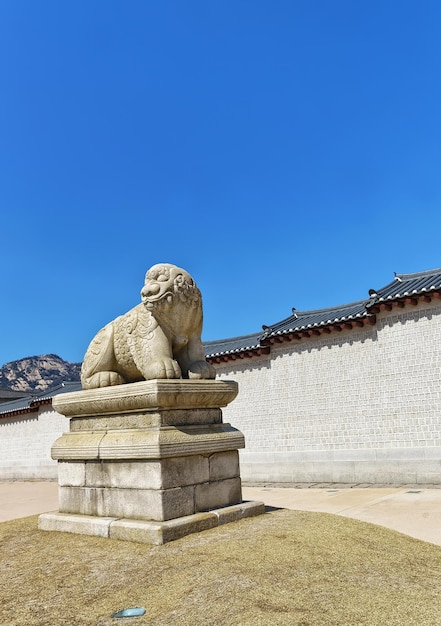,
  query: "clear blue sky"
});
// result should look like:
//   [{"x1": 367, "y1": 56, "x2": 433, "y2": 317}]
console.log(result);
[{"x1": 1, "y1": 0, "x2": 441, "y2": 366}]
